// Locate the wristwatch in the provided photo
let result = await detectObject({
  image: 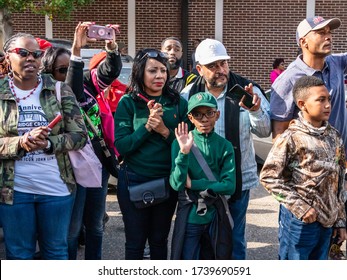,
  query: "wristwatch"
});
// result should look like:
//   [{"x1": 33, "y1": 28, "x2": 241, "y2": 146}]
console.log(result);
[{"x1": 43, "y1": 139, "x2": 53, "y2": 153}]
